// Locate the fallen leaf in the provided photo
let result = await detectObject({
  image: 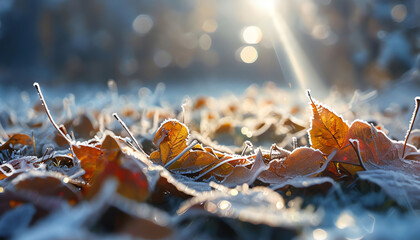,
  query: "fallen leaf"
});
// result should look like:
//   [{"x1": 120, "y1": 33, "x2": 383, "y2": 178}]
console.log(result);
[
  {"x1": 259, "y1": 147, "x2": 327, "y2": 184},
  {"x1": 222, "y1": 149, "x2": 268, "y2": 187},
  {"x1": 86, "y1": 134, "x2": 149, "y2": 202},
  {"x1": 72, "y1": 144, "x2": 102, "y2": 182},
  {"x1": 0, "y1": 134, "x2": 32, "y2": 151},
  {"x1": 308, "y1": 94, "x2": 349, "y2": 155},
  {"x1": 153, "y1": 119, "x2": 189, "y2": 165},
  {"x1": 177, "y1": 182, "x2": 320, "y2": 228}
]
